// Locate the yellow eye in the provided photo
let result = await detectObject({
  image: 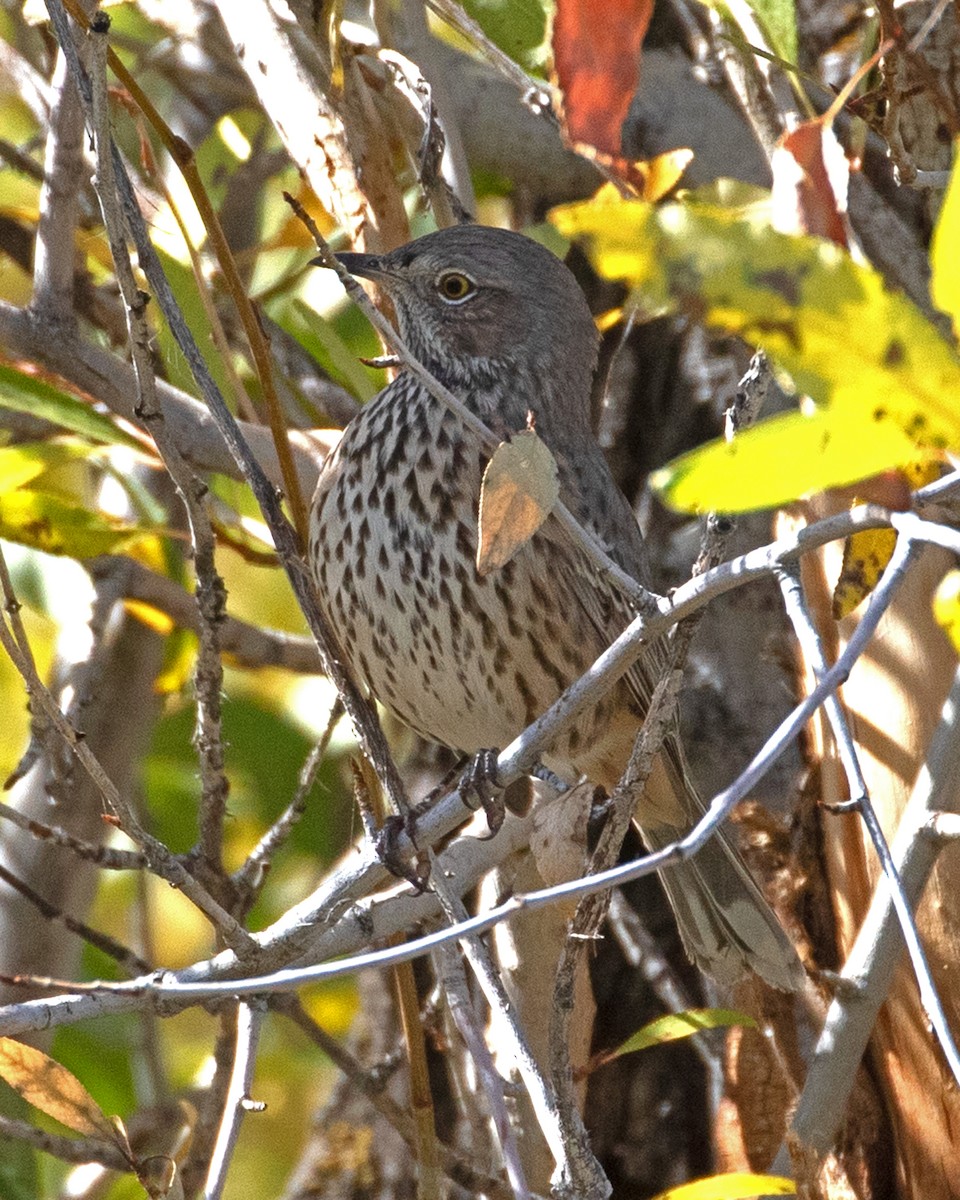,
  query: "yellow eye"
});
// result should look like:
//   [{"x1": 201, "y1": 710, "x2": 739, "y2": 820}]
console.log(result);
[{"x1": 437, "y1": 271, "x2": 474, "y2": 302}]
